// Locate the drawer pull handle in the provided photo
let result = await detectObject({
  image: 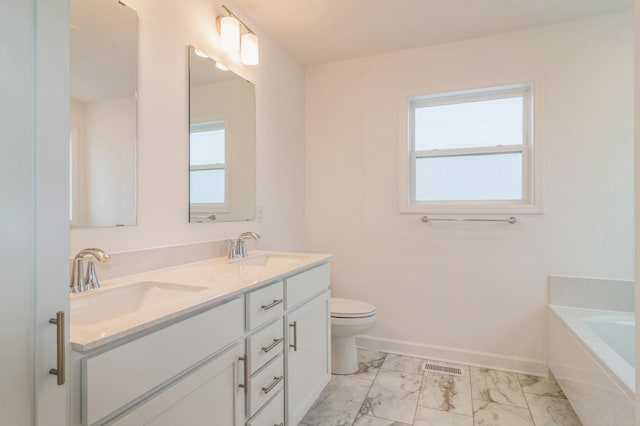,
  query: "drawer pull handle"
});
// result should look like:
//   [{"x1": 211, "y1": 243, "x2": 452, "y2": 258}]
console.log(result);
[
  {"x1": 261, "y1": 338, "x2": 284, "y2": 353},
  {"x1": 274, "y1": 423, "x2": 284, "y2": 426},
  {"x1": 289, "y1": 321, "x2": 298, "y2": 351},
  {"x1": 238, "y1": 354, "x2": 248, "y2": 394},
  {"x1": 261, "y1": 375, "x2": 284, "y2": 394},
  {"x1": 49, "y1": 311, "x2": 65, "y2": 386},
  {"x1": 260, "y1": 299, "x2": 283, "y2": 310}
]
